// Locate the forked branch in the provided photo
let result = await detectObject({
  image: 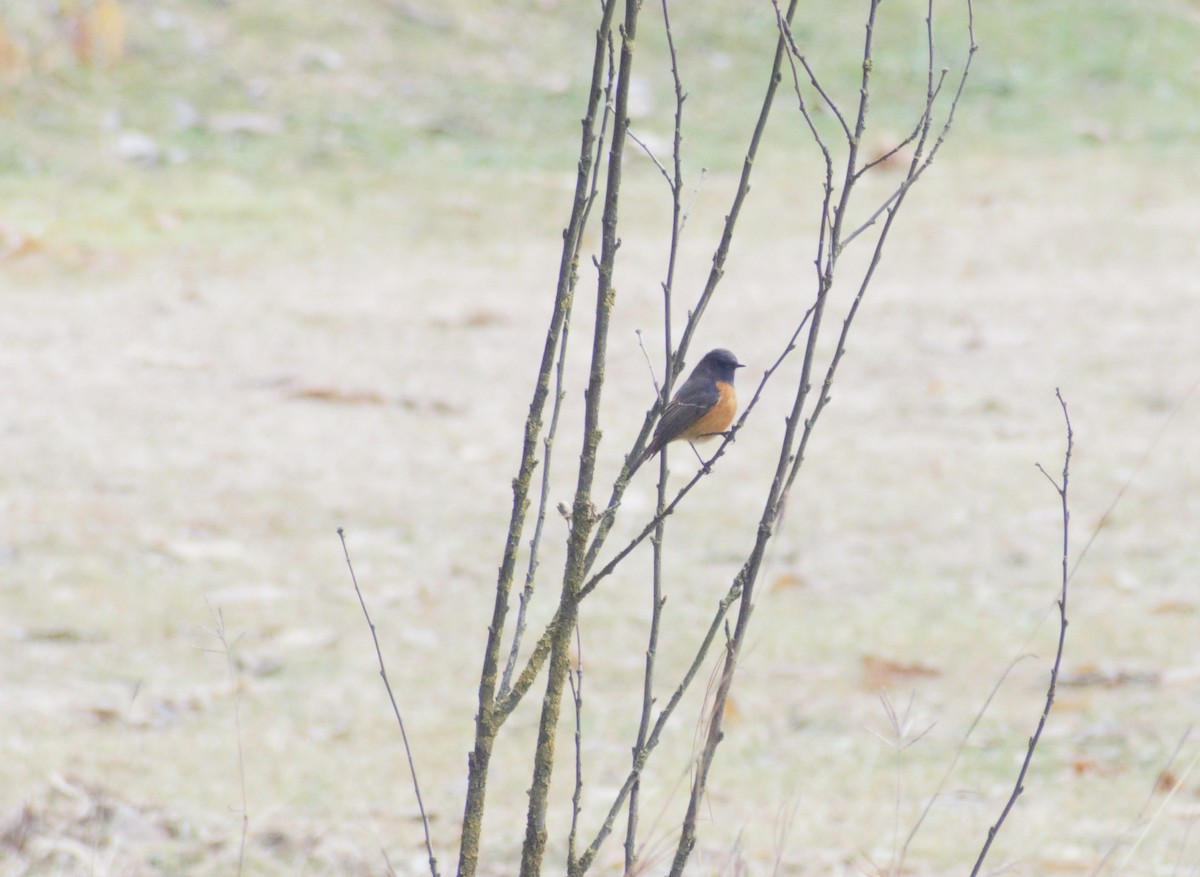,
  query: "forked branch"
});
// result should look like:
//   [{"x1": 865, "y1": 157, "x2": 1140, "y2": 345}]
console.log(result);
[{"x1": 968, "y1": 390, "x2": 1073, "y2": 877}]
